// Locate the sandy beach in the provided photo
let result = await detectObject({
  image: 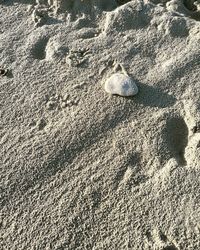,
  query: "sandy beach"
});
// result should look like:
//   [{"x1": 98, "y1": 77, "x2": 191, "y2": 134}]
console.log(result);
[{"x1": 0, "y1": 0, "x2": 200, "y2": 249}]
